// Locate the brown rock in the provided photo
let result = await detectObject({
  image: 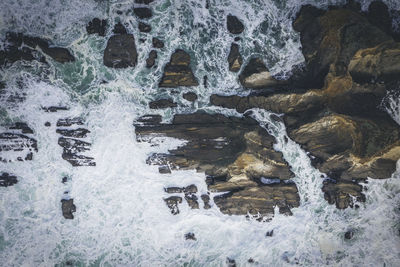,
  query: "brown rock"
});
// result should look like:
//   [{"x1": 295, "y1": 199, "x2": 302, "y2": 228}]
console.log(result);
[{"x1": 227, "y1": 43, "x2": 242, "y2": 72}]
